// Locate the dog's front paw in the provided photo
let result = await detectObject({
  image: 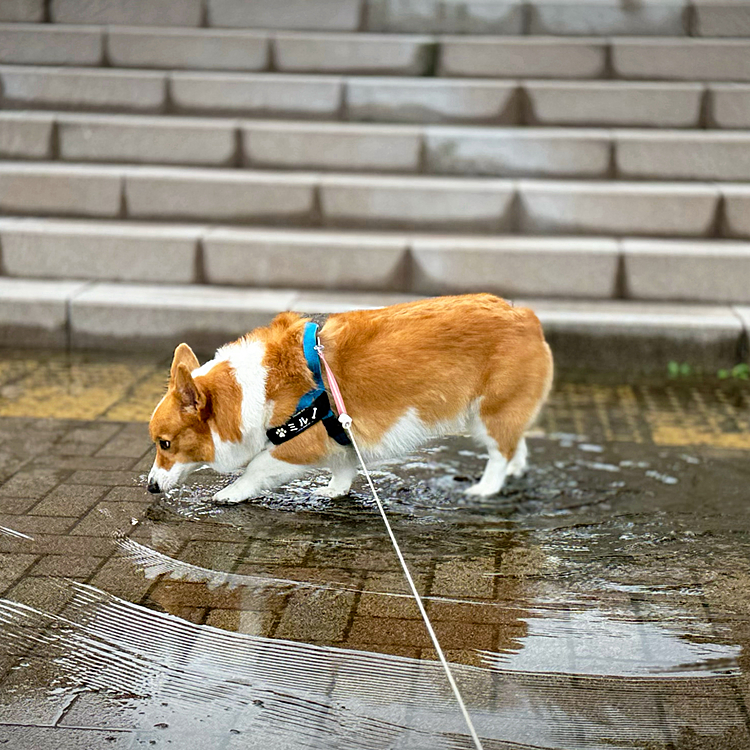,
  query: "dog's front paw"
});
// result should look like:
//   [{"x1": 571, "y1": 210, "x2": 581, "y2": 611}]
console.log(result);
[
  {"x1": 465, "y1": 483, "x2": 499, "y2": 497},
  {"x1": 312, "y1": 485, "x2": 350, "y2": 499},
  {"x1": 213, "y1": 483, "x2": 255, "y2": 505}
]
